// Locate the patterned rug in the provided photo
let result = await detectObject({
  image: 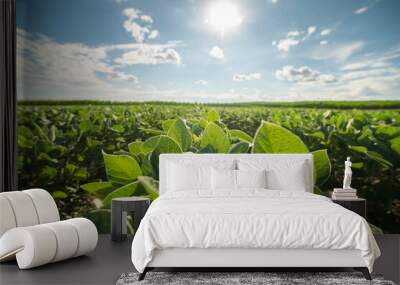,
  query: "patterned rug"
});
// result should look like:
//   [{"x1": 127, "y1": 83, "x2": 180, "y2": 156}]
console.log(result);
[{"x1": 116, "y1": 271, "x2": 396, "y2": 285}]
